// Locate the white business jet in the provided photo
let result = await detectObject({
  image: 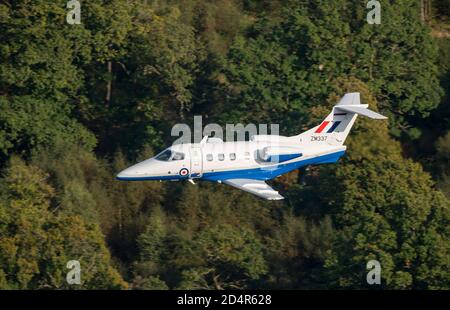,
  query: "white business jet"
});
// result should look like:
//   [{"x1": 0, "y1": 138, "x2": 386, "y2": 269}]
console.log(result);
[{"x1": 117, "y1": 93, "x2": 387, "y2": 200}]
